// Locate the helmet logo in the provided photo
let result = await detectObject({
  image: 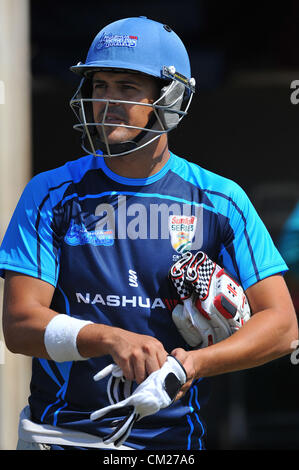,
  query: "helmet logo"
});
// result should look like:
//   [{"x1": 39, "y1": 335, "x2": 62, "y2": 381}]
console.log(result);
[{"x1": 95, "y1": 33, "x2": 138, "y2": 51}]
